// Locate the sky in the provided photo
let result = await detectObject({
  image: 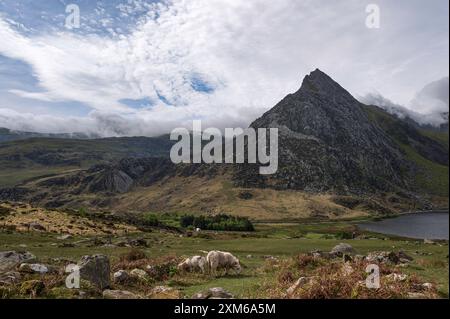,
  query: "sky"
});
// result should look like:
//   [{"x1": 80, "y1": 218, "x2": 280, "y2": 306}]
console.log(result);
[{"x1": 0, "y1": 0, "x2": 448, "y2": 136}]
